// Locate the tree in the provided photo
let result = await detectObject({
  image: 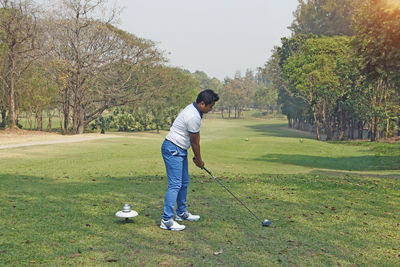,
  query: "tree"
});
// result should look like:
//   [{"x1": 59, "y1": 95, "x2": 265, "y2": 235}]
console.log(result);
[
  {"x1": 283, "y1": 36, "x2": 355, "y2": 140},
  {"x1": 17, "y1": 63, "x2": 57, "y2": 130},
  {"x1": 191, "y1": 70, "x2": 223, "y2": 116},
  {"x1": 114, "y1": 66, "x2": 198, "y2": 133},
  {"x1": 353, "y1": 0, "x2": 400, "y2": 140},
  {"x1": 0, "y1": 39, "x2": 7, "y2": 128},
  {"x1": 220, "y1": 72, "x2": 254, "y2": 119},
  {"x1": 48, "y1": 0, "x2": 165, "y2": 134},
  {"x1": 0, "y1": 0, "x2": 41, "y2": 129},
  {"x1": 253, "y1": 69, "x2": 278, "y2": 113},
  {"x1": 274, "y1": 35, "x2": 315, "y2": 130},
  {"x1": 191, "y1": 70, "x2": 222, "y2": 92},
  {"x1": 218, "y1": 78, "x2": 234, "y2": 118},
  {"x1": 290, "y1": 0, "x2": 354, "y2": 36},
  {"x1": 150, "y1": 67, "x2": 198, "y2": 132}
]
